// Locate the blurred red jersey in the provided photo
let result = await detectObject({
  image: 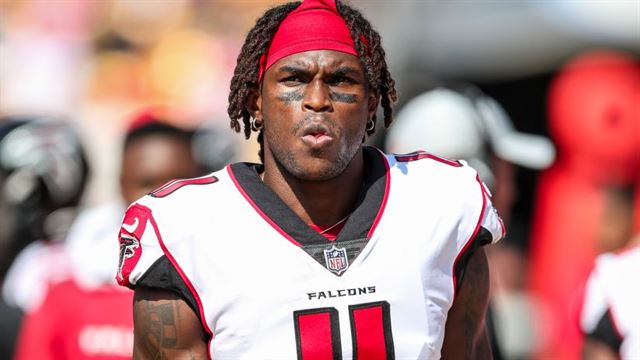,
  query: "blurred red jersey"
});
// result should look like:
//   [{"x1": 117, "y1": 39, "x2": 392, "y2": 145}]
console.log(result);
[{"x1": 15, "y1": 279, "x2": 133, "y2": 360}]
